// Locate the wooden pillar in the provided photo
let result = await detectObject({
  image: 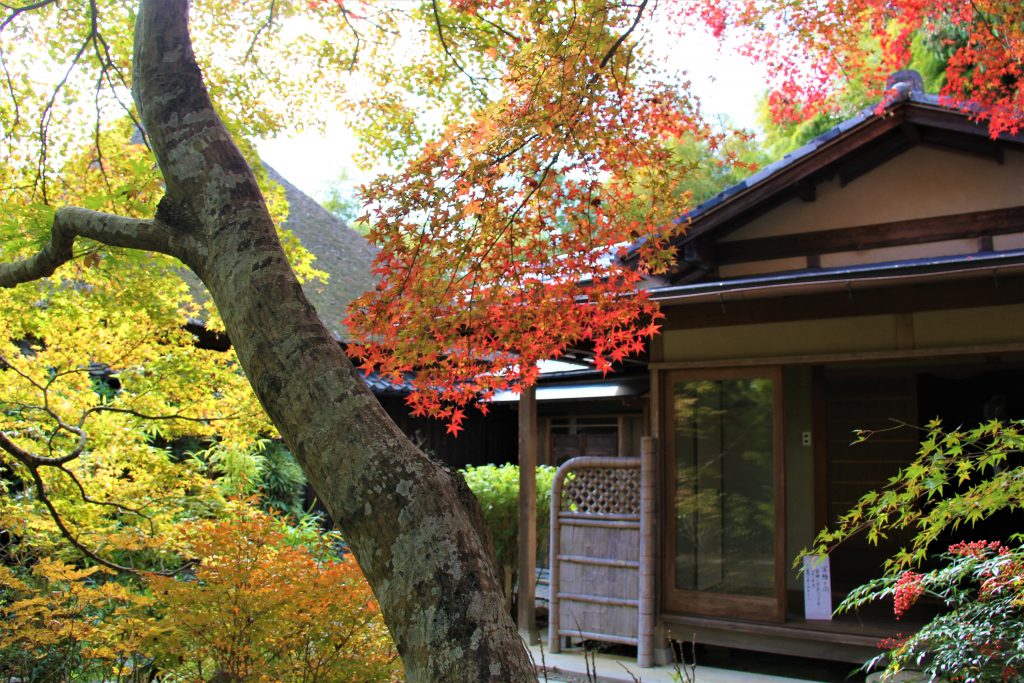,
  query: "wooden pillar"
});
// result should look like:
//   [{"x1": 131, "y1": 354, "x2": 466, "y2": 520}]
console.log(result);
[
  {"x1": 637, "y1": 436, "x2": 657, "y2": 667},
  {"x1": 517, "y1": 385, "x2": 539, "y2": 643}
]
